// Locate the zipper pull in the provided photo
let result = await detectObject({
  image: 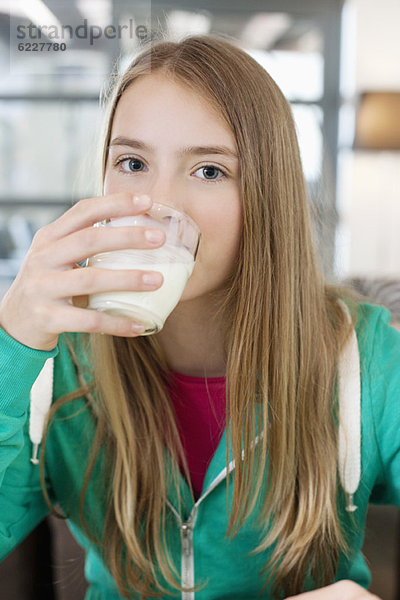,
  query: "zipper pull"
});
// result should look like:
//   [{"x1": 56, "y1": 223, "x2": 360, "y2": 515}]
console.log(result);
[{"x1": 181, "y1": 522, "x2": 192, "y2": 557}]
